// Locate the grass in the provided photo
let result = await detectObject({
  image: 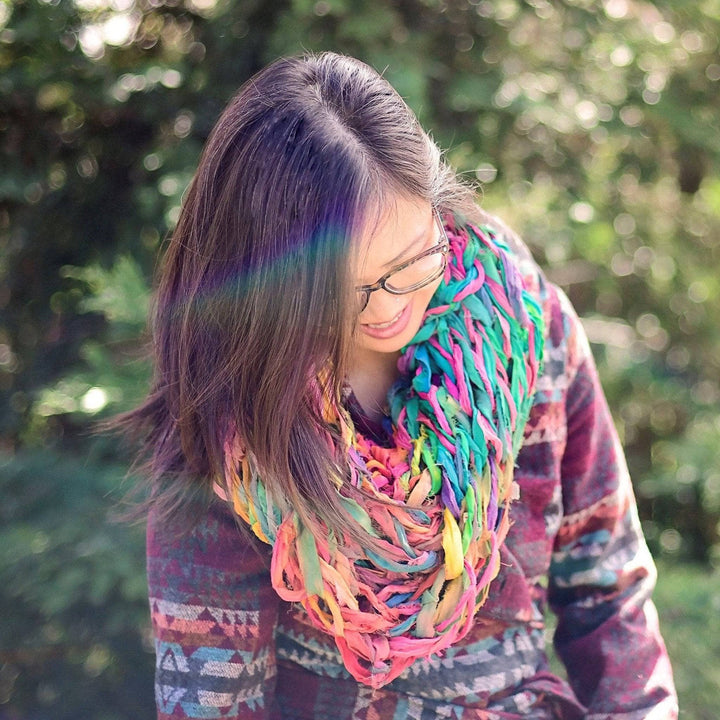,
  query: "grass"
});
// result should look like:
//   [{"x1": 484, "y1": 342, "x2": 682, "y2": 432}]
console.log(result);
[{"x1": 654, "y1": 561, "x2": 720, "y2": 720}]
